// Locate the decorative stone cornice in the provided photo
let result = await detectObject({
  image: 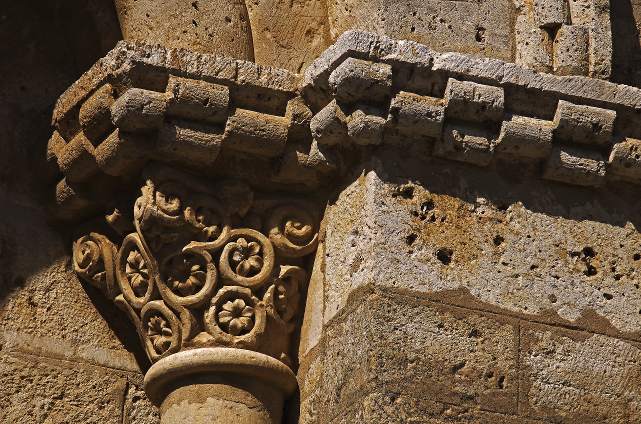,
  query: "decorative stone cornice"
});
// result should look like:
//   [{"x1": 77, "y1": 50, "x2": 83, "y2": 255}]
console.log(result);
[{"x1": 49, "y1": 30, "x2": 641, "y2": 423}]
